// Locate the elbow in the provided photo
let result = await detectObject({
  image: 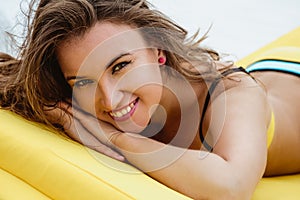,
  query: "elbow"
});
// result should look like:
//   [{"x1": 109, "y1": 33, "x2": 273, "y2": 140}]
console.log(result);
[
  {"x1": 214, "y1": 176, "x2": 254, "y2": 200},
  {"x1": 210, "y1": 162, "x2": 262, "y2": 200},
  {"x1": 191, "y1": 175, "x2": 255, "y2": 200},
  {"x1": 220, "y1": 180, "x2": 253, "y2": 200}
]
